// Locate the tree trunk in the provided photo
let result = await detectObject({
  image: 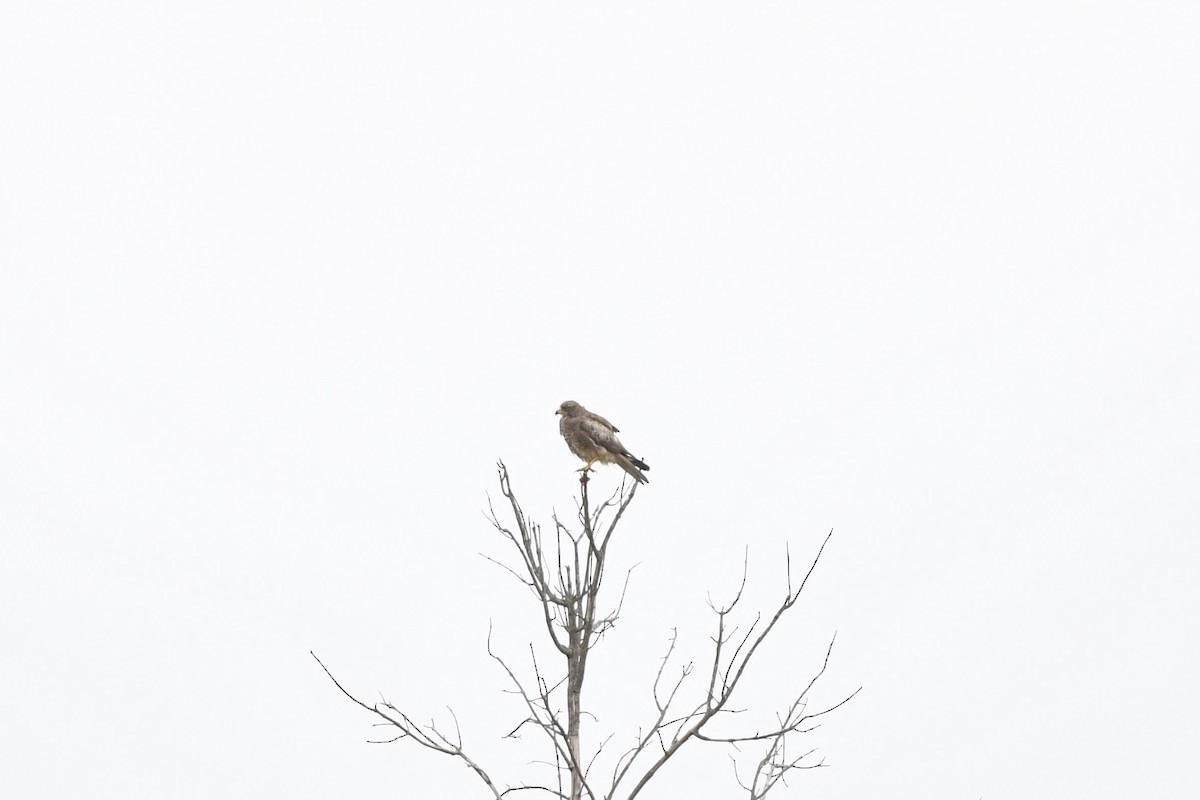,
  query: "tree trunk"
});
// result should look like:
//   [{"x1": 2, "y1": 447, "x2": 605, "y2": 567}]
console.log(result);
[{"x1": 567, "y1": 639, "x2": 583, "y2": 800}]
